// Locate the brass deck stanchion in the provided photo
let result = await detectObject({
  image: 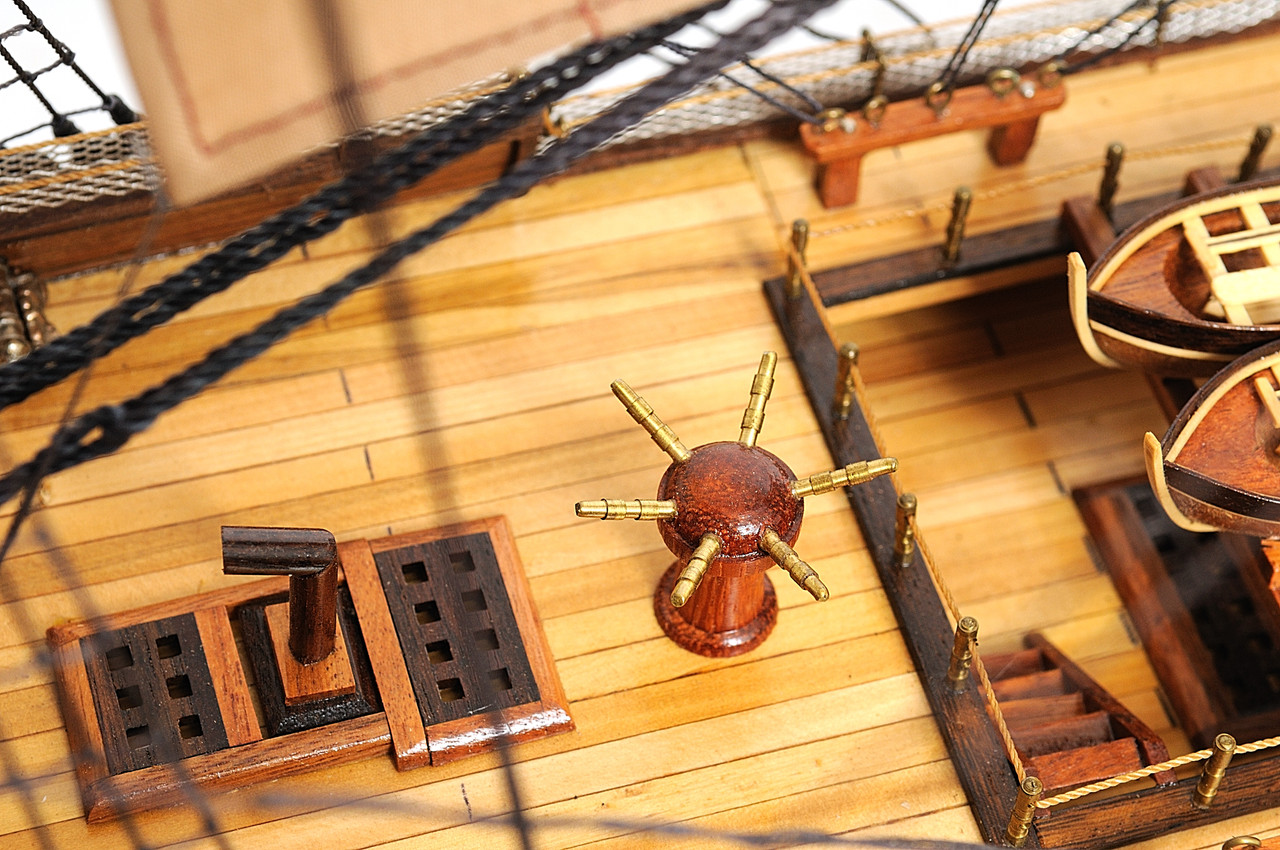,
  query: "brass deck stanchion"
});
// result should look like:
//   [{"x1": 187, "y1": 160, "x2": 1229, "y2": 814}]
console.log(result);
[
  {"x1": 785, "y1": 219, "x2": 810, "y2": 298},
  {"x1": 833, "y1": 342, "x2": 859, "y2": 420},
  {"x1": 1238, "y1": 124, "x2": 1273, "y2": 182},
  {"x1": 941, "y1": 186, "x2": 972, "y2": 266},
  {"x1": 946, "y1": 616, "x2": 979, "y2": 692},
  {"x1": 1099, "y1": 142, "x2": 1125, "y2": 220},
  {"x1": 893, "y1": 492, "x2": 917, "y2": 568},
  {"x1": 1193, "y1": 733, "x2": 1236, "y2": 810},
  {"x1": 1004, "y1": 775, "x2": 1043, "y2": 847}
]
